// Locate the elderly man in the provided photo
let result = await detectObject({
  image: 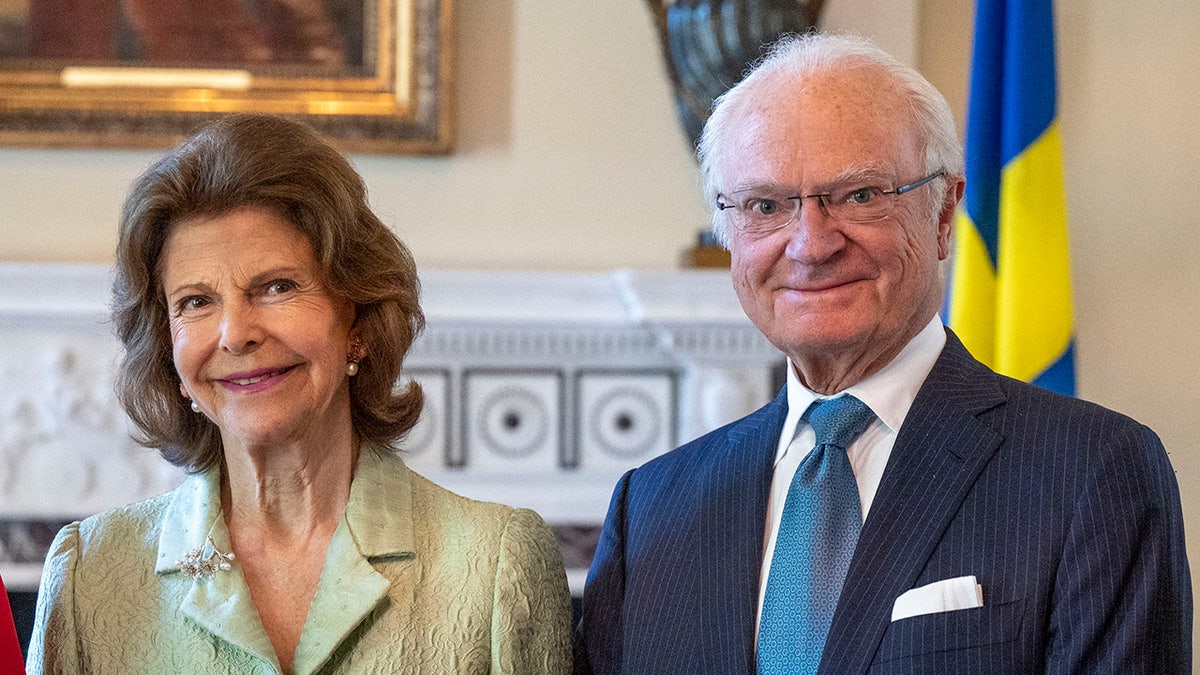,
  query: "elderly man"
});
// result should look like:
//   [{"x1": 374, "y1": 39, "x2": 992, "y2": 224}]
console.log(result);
[{"x1": 574, "y1": 33, "x2": 1190, "y2": 674}]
